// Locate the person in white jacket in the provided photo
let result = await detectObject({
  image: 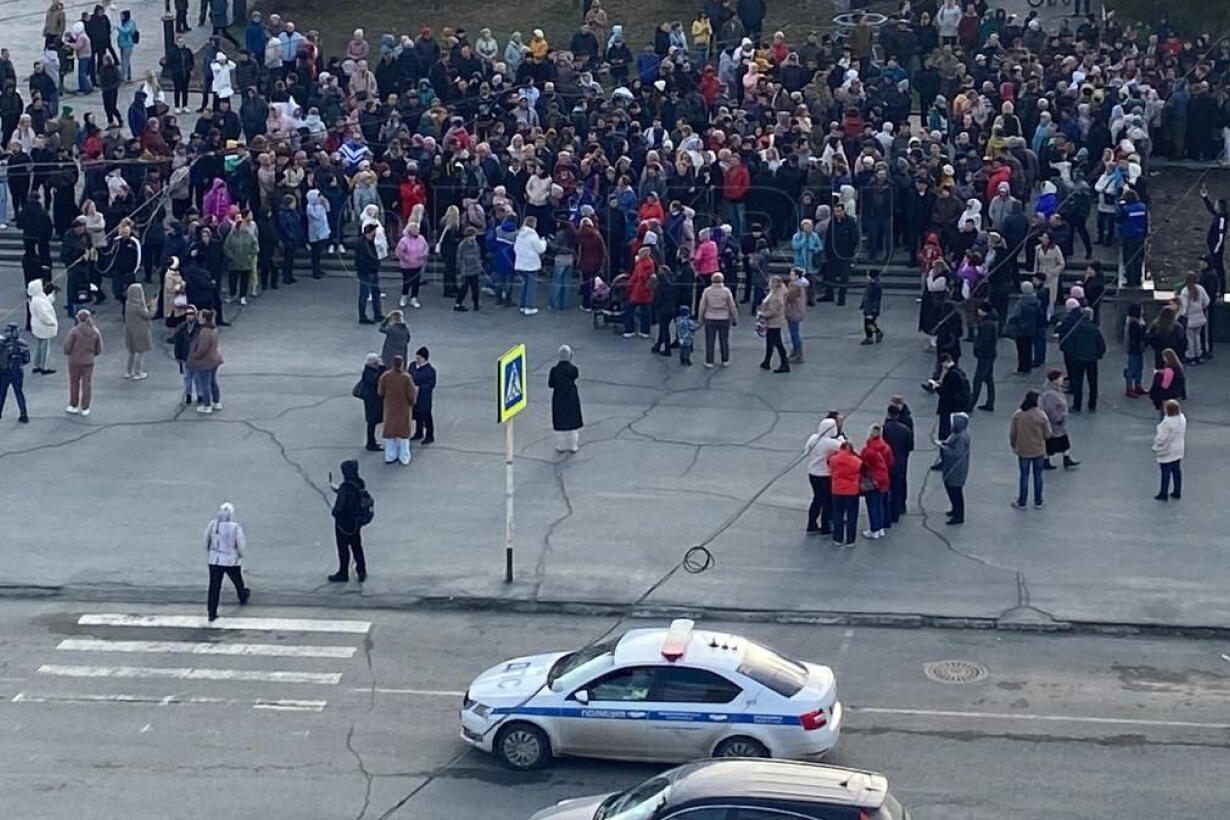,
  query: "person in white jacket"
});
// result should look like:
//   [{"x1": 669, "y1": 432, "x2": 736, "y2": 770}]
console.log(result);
[
  {"x1": 1178, "y1": 274, "x2": 1211, "y2": 363},
  {"x1": 27, "y1": 279, "x2": 59, "y2": 374},
  {"x1": 804, "y1": 413, "x2": 846, "y2": 534},
  {"x1": 513, "y1": 216, "x2": 547, "y2": 316},
  {"x1": 935, "y1": 0, "x2": 962, "y2": 43},
  {"x1": 1152, "y1": 400, "x2": 1186, "y2": 501},
  {"x1": 210, "y1": 55, "x2": 235, "y2": 106},
  {"x1": 205, "y1": 502, "x2": 250, "y2": 621}
]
